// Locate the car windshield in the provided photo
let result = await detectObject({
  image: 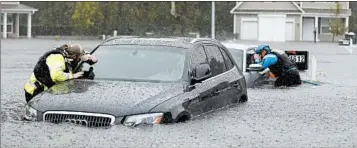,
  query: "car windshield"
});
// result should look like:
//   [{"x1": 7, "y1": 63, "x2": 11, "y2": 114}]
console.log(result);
[
  {"x1": 85, "y1": 45, "x2": 187, "y2": 82},
  {"x1": 227, "y1": 48, "x2": 244, "y2": 71}
]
